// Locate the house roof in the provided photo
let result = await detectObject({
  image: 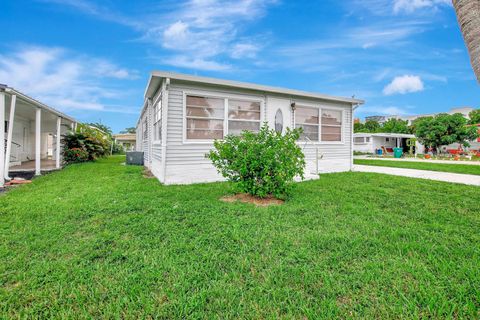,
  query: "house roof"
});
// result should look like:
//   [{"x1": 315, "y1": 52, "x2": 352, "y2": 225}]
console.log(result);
[
  {"x1": 354, "y1": 133, "x2": 415, "y2": 138},
  {"x1": 0, "y1": 86, "x2": 76, "y2": 122},
  {"x1": 113, "y1": 133, "x2": 136, "y2": 140},
  {"x1": 145, "y1": 71, "x2": 364, "y2": 105}
]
